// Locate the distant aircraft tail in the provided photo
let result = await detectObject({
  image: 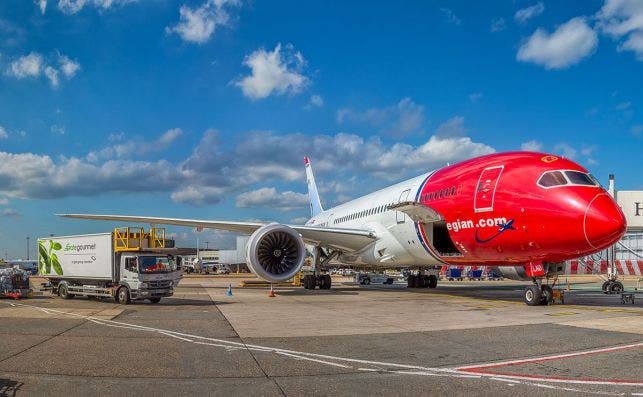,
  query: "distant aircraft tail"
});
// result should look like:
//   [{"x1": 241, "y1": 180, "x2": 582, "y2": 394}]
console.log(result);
[{"x1": 304, "y1": 156, "x2": 323, "y2": 217}]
